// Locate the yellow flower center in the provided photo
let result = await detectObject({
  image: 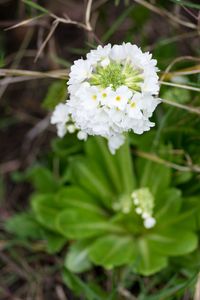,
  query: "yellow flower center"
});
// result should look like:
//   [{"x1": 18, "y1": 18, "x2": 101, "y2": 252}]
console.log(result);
[
  {"x1": 116, "y1": 96, "x2": 121, "y2": 101},
  {"x1": 92, "y1": 95, "x2": 97, "y2": 101},
  {"x1": 102, "y1": 93, "x2": 107, "y2": 98},
  {"x1": 131, "y1": 102, "x2": 136, "y2": 108}
]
